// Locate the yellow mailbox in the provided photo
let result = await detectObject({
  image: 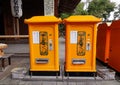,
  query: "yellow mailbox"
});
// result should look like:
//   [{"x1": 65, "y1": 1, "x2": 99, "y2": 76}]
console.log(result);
[
  {"x1": 24, "y1": 16, "x2": 61, "y2": 76},
  {"x1": 64, "y1": 16, "x2": 101, "y2": 76}
]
